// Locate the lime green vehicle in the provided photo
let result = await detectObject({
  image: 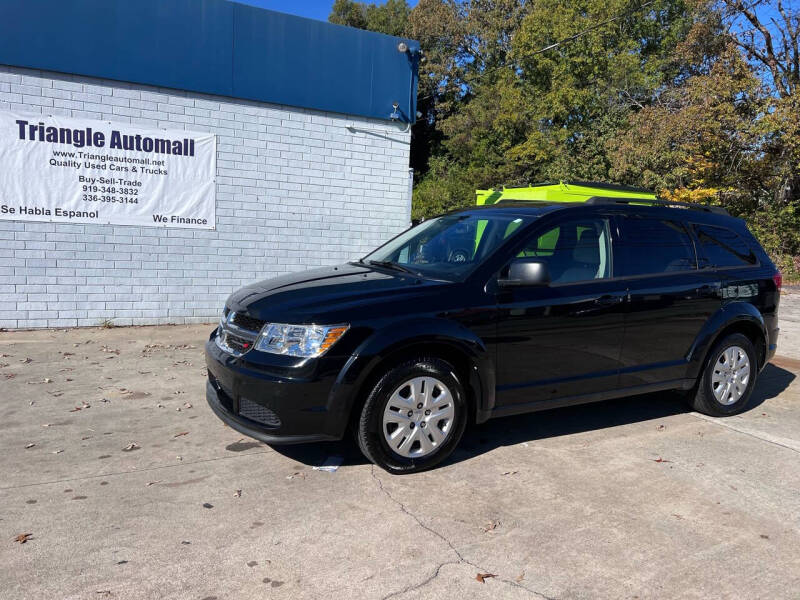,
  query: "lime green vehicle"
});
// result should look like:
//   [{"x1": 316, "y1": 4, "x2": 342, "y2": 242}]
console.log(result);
[
  {"x1": 470, "y1": 181, "x2": 657, "y2": 258},
  {"x1": 476, "y1": 181, "x2": 657, "y2": 206}
]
